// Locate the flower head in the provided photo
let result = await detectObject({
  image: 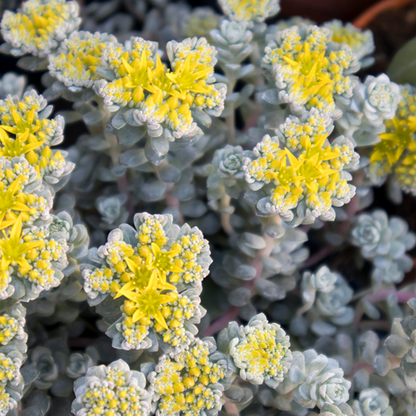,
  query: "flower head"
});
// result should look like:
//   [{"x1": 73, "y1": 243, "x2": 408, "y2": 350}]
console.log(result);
[
  {"x1": 0, "y1": 385, "x2": 18, "y2": 416},
  {"x1": 367, "y1": 84, "x2": 416, "y2": 194},
  {"x1": 230, "y1": 313, "x2": 292, "y2": 388},
  {"x1": 263, "y1": 25, "x2": 359, "y2": 117},
  {"x1": 96, "y1": 37, "x2": 226, "y2": 140},
  {"x1": 0, "y1": 210, "x2": 71, "y2": 301},
  {"x1": 0, "y1": 156, "x2": 38, "y2": 197},
  {"x1": 0, "y1": 216, "x2": 43, "y2": 272},
  {"x1": 0, "y1": 90, "x2": 64, "y2": 149},
  {"x1": 118, "y1": 270, "x2": 178, "y2": 329},
  {"x1": 0, "y1": 352, "x2": 23, "y2": 386},
  {"x1": 324, "y1": 20, "x2": 375, "y2": 68},
  {"x1": 0, "y1": 91, "x2": 72, "y2": 189},
  {"x1": 72, "y1": 359, "x2": 151, "y2": 416},
  {"x1": 1, "y1": 0, "x2": 81, "y2": 57},
  {"x1": 83, "y1": 213, "x2": 211, "y2": 353},
  {"x1": 149, "y1": 338, "x2": 228, "y2": 416},
  {"x1": 219, "y1": 0, "x2": 280, "y2": 23},
  {"x1": 244, "y1": 110, "x2": 359, "y2": 223},
  {"x1": 182, "y1": 8, "x2": 220, "y2": 41},
  {"x1": 0, "y1": 304, "x2": 27, "y2": 348},
  {"x1": 48, "y1": 30, "x2": 118, "y2": 88}
]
